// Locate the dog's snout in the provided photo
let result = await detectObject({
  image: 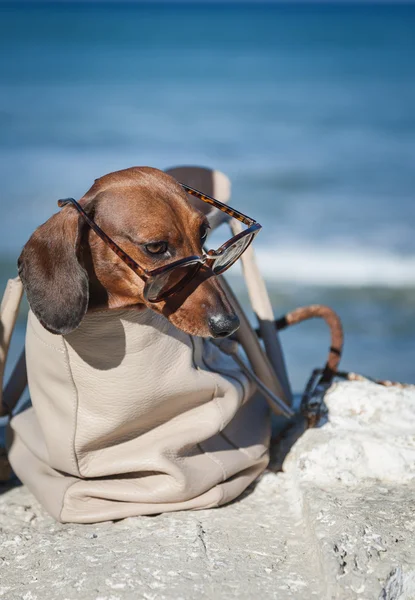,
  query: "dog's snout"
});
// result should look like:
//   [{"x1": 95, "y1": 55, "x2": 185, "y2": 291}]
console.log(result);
[{"x1": 208, "y1": 313, "x2": 240, "y2": 338}]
